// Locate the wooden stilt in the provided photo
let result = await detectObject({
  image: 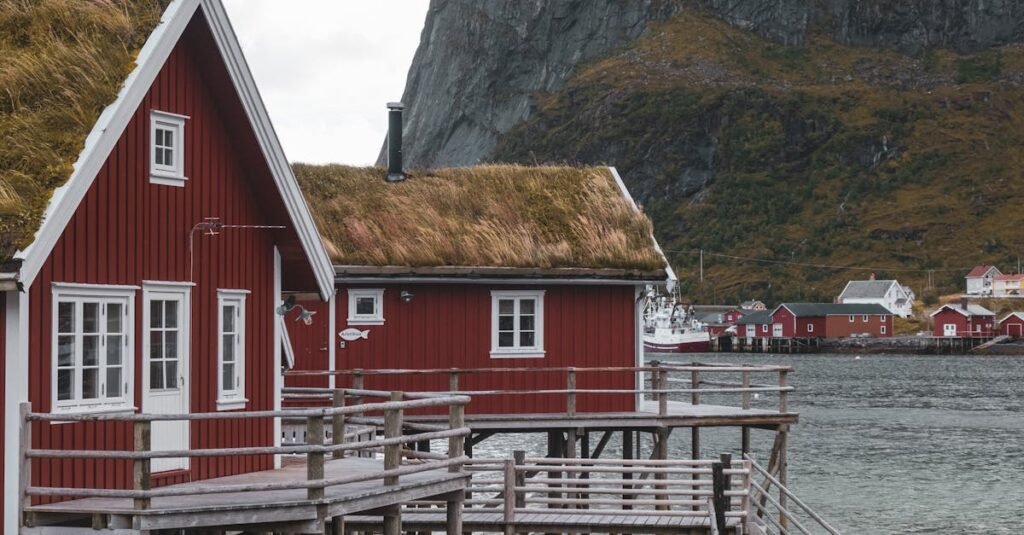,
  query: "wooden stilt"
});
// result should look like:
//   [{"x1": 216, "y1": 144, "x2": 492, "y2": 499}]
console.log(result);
[
  {"x1": 446, "y1": 489, "x2": 464, "y2": 535},
  {"x1": 383, "y1": 504, "x2": 401, "y2": 535},
  {"x1": 622, "y1": 430, "x2": 634, "y2": 510},
  {"x1": 654, "y1": 428, "x2": 669, "y2": 510}
]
